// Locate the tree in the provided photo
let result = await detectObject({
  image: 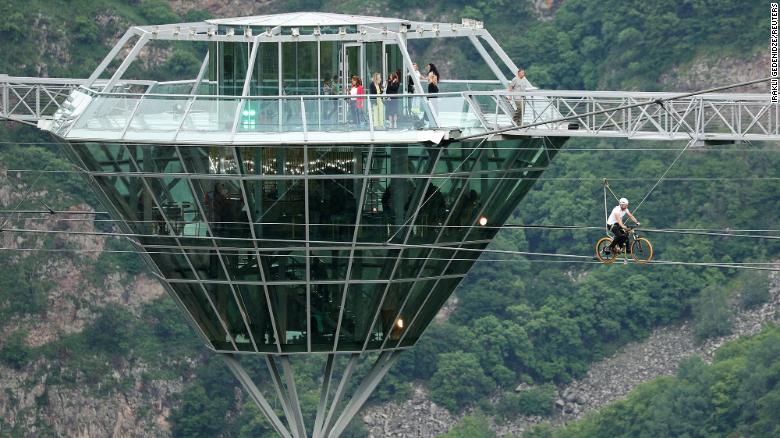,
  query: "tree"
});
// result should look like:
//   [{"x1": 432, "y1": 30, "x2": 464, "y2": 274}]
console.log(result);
[
  {"x1": 0, "y1": 330, "x2": 31, "y2": 369},
  {"x1": 692, "y1": 286, "x2": 732, "y2": 342},
  {"x1": 429, "y1": 351, "x2": 495, "y2": 412},
  {"x1": 441, "y1": 413, "x2": 496, "y2": 438}
]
